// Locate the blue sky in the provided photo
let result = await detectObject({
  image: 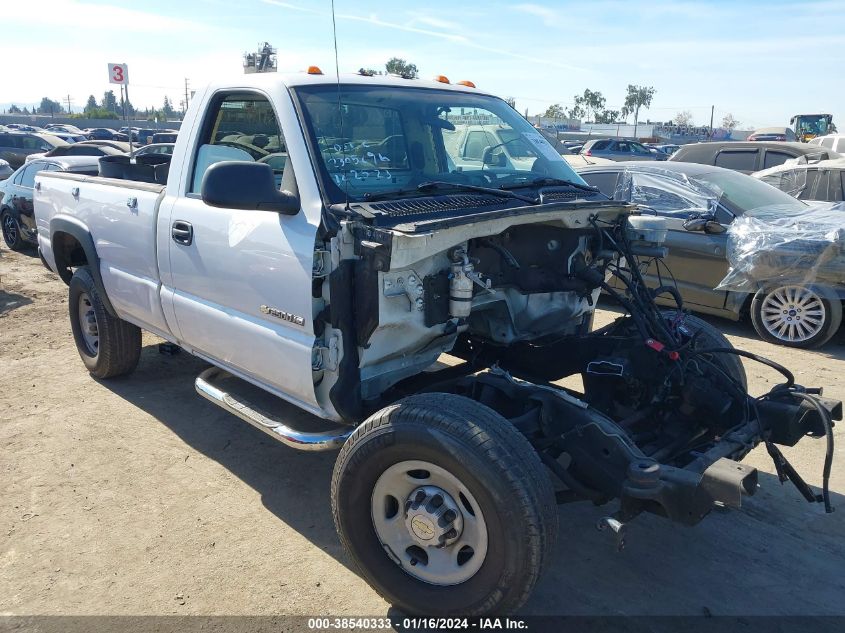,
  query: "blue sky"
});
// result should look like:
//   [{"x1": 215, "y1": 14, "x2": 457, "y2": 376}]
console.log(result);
[{"x1": 1, "y1": 0, "x2": 842, "y2": 129}]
